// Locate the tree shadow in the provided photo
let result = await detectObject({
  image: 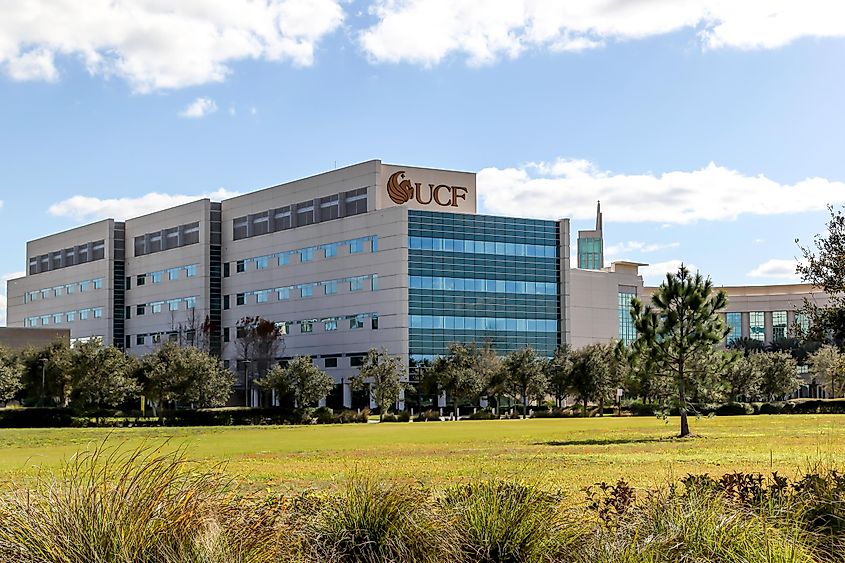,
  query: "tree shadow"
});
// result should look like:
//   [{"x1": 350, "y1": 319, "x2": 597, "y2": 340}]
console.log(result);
[{"x1": 537, "y1": 437, "x2": 667, "y2": 447}]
